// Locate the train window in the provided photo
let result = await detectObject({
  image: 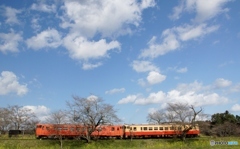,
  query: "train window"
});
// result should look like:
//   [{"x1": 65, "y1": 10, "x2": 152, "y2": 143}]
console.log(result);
[
  {"x1": 46, "y1": 127, "x2": 49, "y2": 130},
  {"x1": 178, "y1": 127, "x2": 182, "y2": 130},
  {"x1": 133, "y1": 127, "x2": 136, "y2": 131},
  {"x1": 37, "y1": 125, "x2": 42, "y2": 128},
  {"x1": 70, "y1": 127, "x2": 75, "y2": 131},
  {"x1": 170, "y1": 127, "x2": 174, "y2": 130},
  {"x1": 143, "y1": 127, "x2": 147, "y2": 130},
  {"x1": 160, "y1": 127, "x2": 163, "y2": 130},
  {"x1": 117, "y1": 127, "x2": 119, "y2": 131},
  {"x1": 164, "y1": 127, "x2": 168, "y2": 130},
  {"x1": 111, "y1": 127, "x2": 115, "y2": 131},
  {"x1": 141, "y1": 127, "x2": 142, "y2": 130},
  {"x1": 154, "y1": 127, "x2": 158, "y2": 130},
  {"x1": 130, "y1": 127, "x2": 132, "y2": 130},
  {"x1": 149, "y1": 127, "x2": 153, "y2": 130}
]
